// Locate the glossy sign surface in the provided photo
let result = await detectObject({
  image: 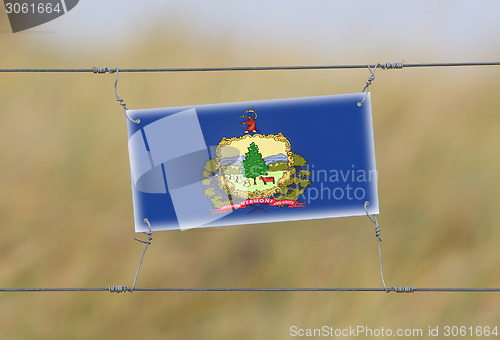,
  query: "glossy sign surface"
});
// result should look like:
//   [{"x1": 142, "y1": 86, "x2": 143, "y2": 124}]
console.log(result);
[{"x1": 126, "y1": 93, "x2": 379, "y2": 232}]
